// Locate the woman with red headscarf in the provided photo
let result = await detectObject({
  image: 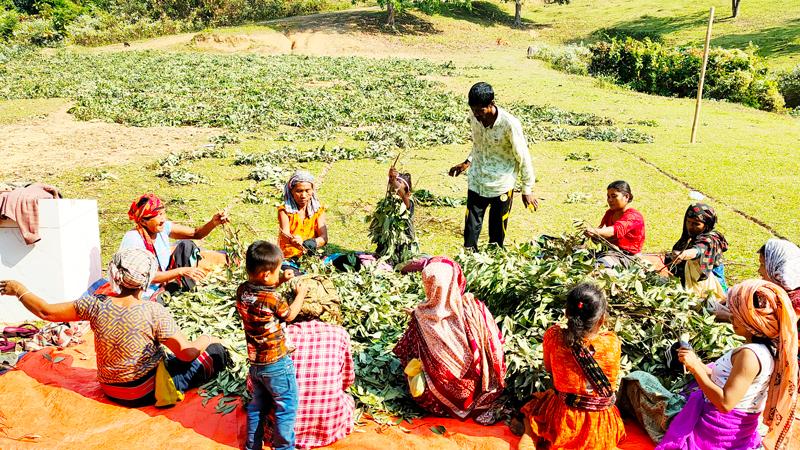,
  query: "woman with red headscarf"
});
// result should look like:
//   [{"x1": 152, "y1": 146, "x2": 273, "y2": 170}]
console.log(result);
[
  {"x1": 392, "y1": 257, "x2": 506, "y2": 424},
  {"x1": 119, "y1": 193, "x2": 229, "y2": 301}
]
